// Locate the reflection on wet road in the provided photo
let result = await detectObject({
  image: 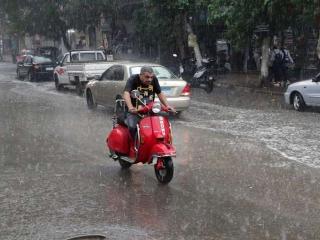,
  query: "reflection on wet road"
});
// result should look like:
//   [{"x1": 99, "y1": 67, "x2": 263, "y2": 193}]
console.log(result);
[{"x1": 1, "y1": 63, "x2": 320, "y2": 239}]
